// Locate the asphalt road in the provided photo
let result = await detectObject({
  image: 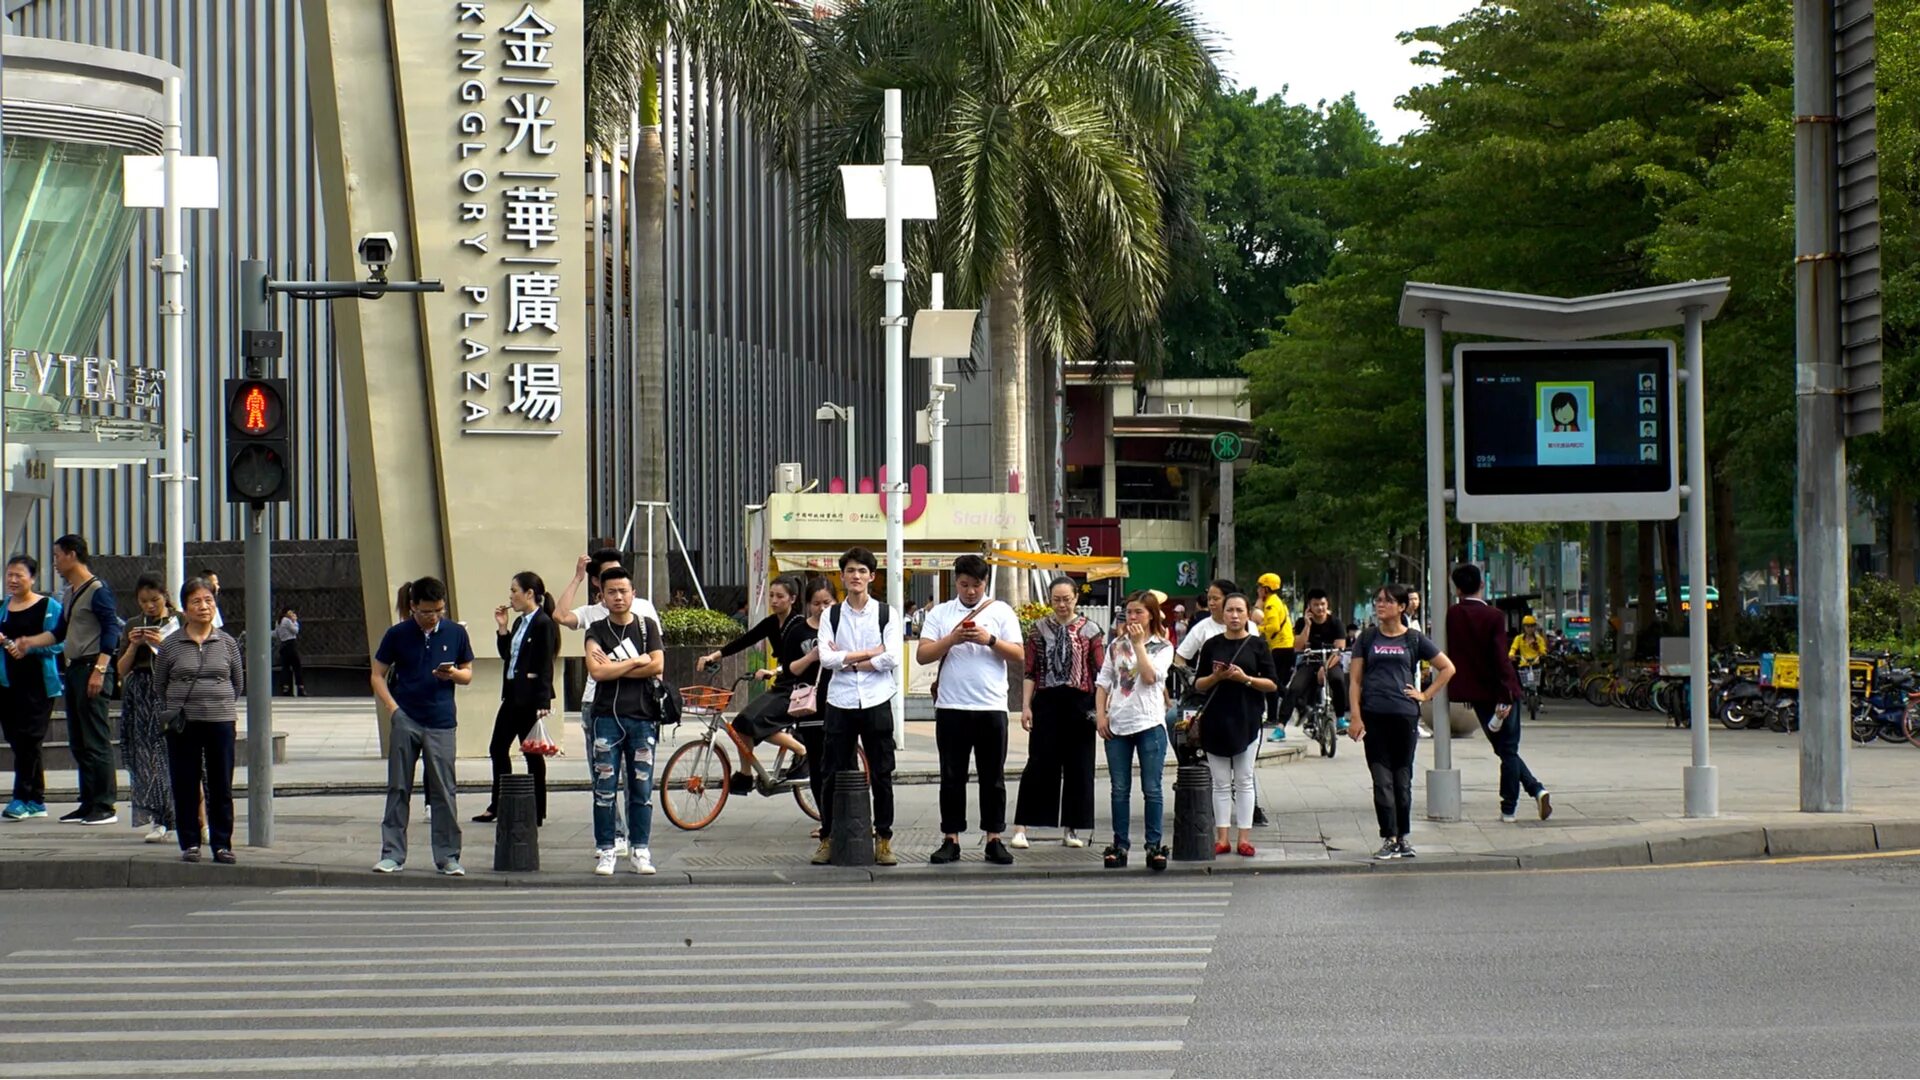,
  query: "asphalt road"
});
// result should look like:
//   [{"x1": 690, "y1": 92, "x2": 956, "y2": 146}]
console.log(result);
[{"x1": 1, "y1": 854, "x2": 1915, "y2": 1077}]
